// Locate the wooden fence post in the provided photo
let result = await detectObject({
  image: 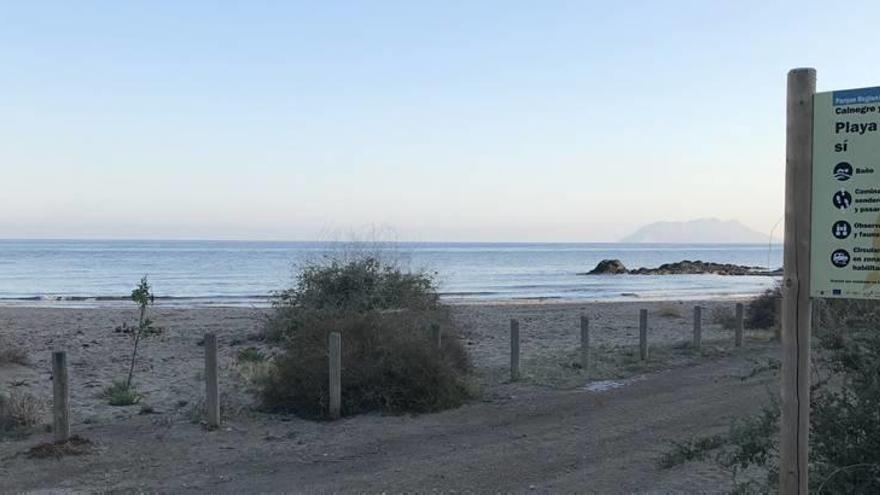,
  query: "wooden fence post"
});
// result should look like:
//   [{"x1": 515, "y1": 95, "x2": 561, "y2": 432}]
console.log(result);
[
  {"x1": 639, "y1": 309, "x2": 648, "y2": 361},
  {"x1": 204, "y1": 333, "x2": 220, "y2": 429},
  {"x1": 52, "y1": 351, "x2": 70, "y2": 443},
  {"x1": 431, "y1": 323, "x2": 442, "y2": 349},
  {"x1": 510, "y1": 319, "x2": 520, "y2": 381},
  {"x1": 775, "y1": 297, "x2": 783, "y2": 341},
  {"x1": 735, "y1": 303, "x2": 744, "y2": 348},
  {"x1": 329, "y1": 332, "x2": 342, "y2": 419},
  {"x1": 693, "y1": 306, "x2": 702, "y2": 351},
  {"x1": 580, "y1": 316, "x2": 590, "y2": 375}
]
